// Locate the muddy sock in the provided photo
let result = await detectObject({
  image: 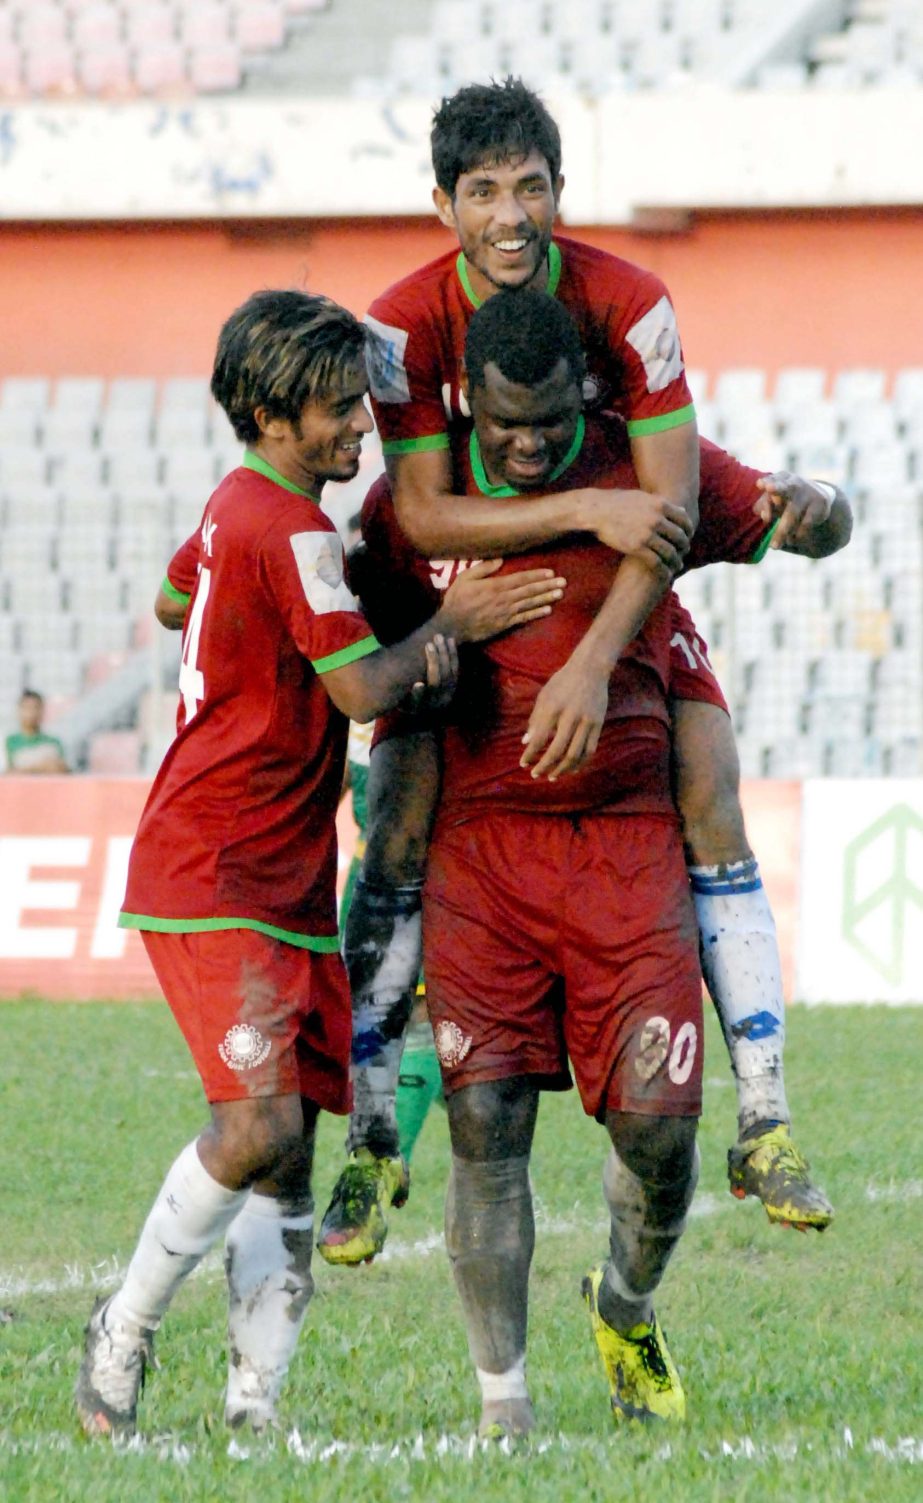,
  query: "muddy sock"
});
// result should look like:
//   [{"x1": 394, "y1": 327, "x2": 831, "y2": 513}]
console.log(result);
[
  {"x1": 224, "y1": 1191, "x2": 314, "y2": 1428},
  {"x1": 599, "y1": 1144, "x2": 699, "y2": 1333},
  {"x1": 111, "y1": 1141, "x2": 248, "y2": 1333},
  {"x1": 343, "y1": 878, "x2": 423, "y2": 1157},
  {"x1": 690, "y1": 860, "x2": 790, "y2": 1137},
  {"x1": 444, "y1": 1154, "x2": 534, "y2": 1381}
]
